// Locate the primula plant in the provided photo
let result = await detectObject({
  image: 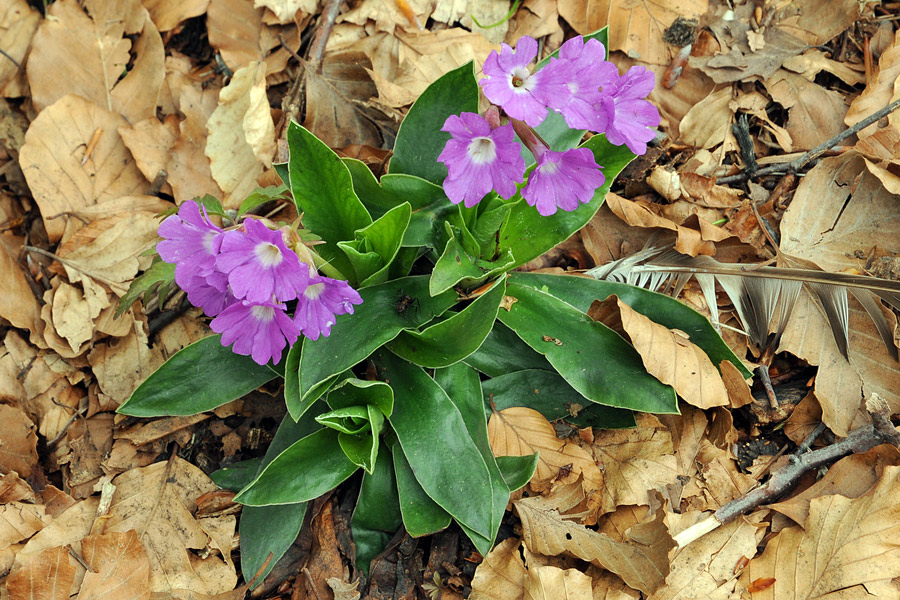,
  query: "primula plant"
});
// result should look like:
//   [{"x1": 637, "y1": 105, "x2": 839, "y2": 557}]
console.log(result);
[{"x1": 119, "y1": 30, "x2": 747, "y2": 584}]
